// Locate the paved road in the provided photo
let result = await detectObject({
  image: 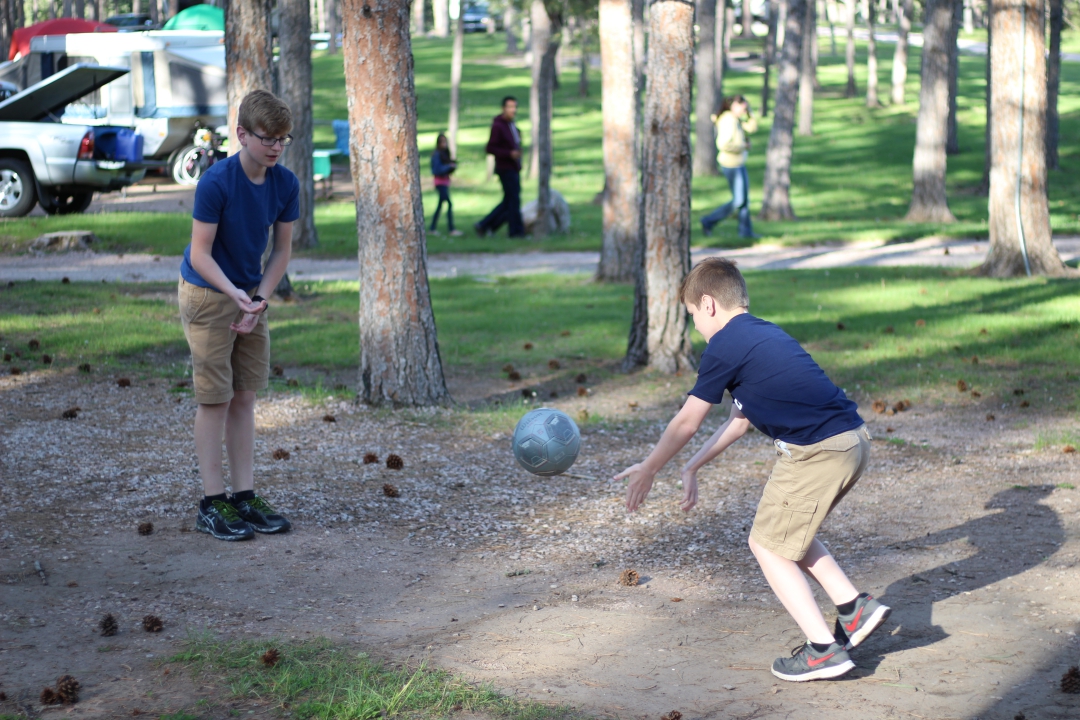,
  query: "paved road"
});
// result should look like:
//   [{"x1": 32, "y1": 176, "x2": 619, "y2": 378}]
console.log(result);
[{"x1": 3, "y1": 236, "x2": 1078, "y2": 283}]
